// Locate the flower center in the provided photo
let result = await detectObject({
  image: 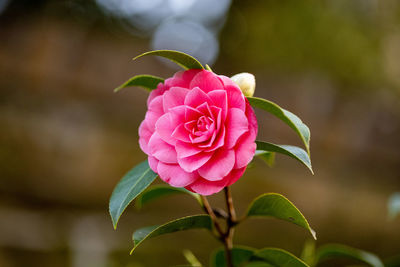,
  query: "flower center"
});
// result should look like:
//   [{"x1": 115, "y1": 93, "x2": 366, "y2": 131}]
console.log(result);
[{"x1": 193, "y1": 116, "x2": 213, "y2": 136}]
